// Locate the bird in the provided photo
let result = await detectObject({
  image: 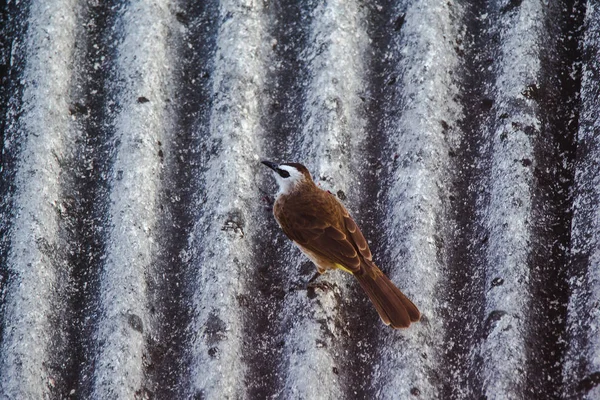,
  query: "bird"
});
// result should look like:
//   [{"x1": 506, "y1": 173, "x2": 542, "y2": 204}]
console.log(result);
[{"x1": 261, "y1": 160, "x2": 420, "y2": 328}]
